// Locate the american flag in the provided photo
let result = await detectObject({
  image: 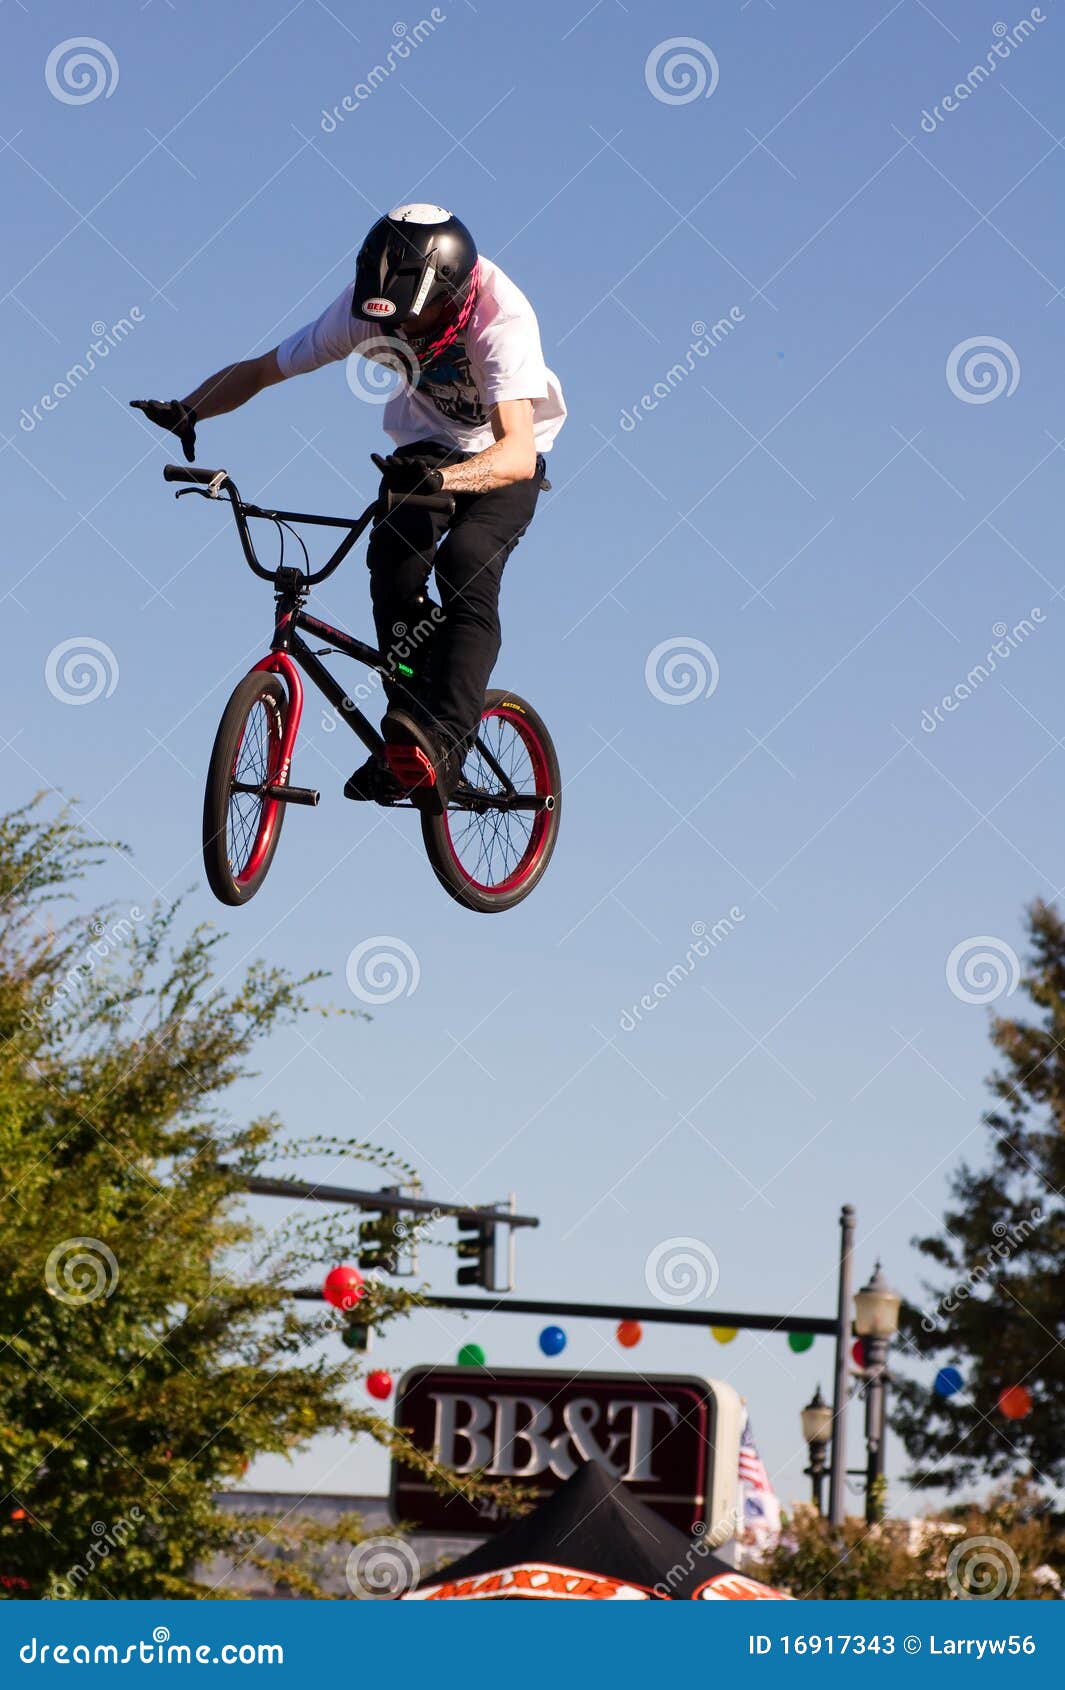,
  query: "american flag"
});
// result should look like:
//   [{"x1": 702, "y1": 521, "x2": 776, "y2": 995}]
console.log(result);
[
  {"x1": 738, "y1": 1414, "x2": 782, "y2": 1561},
  {"x1": 738, "y1": 1415, "x2": 771, "y2": 1491}
]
